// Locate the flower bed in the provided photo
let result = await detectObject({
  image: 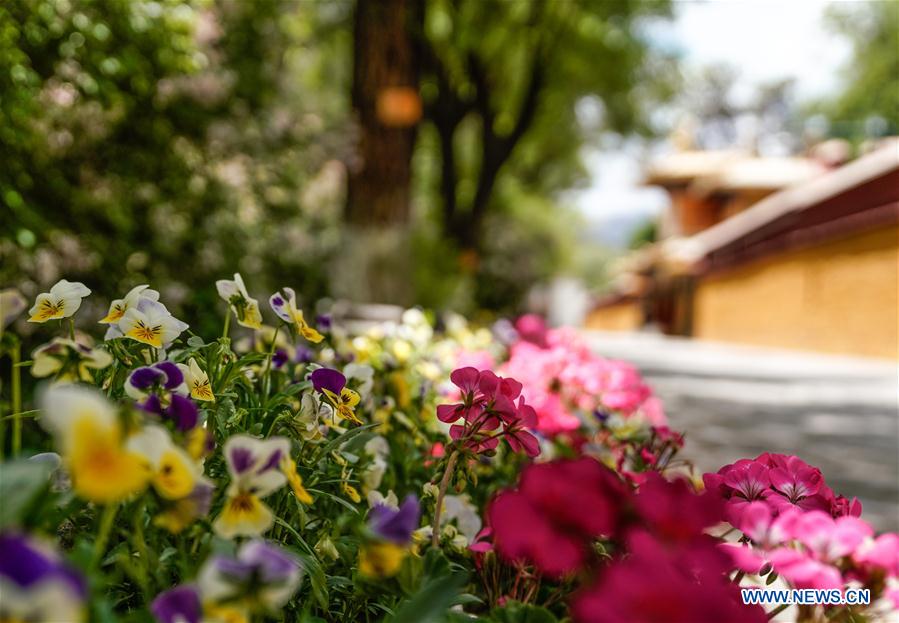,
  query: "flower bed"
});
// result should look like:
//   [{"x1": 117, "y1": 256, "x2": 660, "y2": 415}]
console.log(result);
[{"x1": 0, "y1": 279, "x2": 896, "y2": 622}]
